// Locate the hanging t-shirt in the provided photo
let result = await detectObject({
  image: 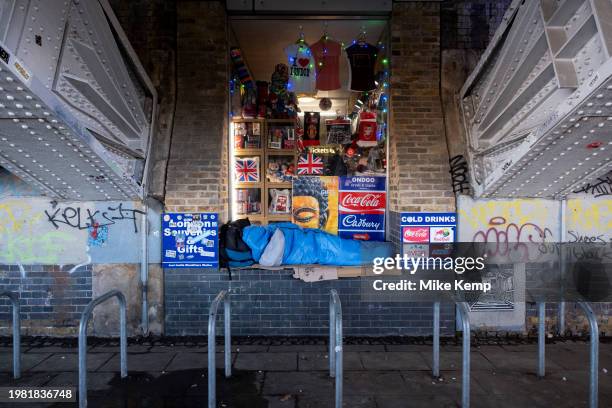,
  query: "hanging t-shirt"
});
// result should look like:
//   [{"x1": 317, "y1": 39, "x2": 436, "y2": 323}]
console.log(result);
[
  {"x1": 345, "y1": 42, "x2": 379, "y2": 92},
  {"x1": 284, "y1": 43, "x2": 316, "y2": 95},
  {"x1": 310, "y1": 38, "x2": 342, "y2": 91}
]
